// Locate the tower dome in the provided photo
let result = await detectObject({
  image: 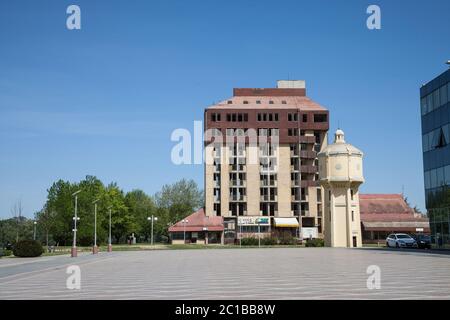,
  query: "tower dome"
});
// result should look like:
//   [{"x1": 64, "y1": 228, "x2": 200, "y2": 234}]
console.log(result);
[{"x1": 318, "y1": 129, "x2": 364, "y2": 186}]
